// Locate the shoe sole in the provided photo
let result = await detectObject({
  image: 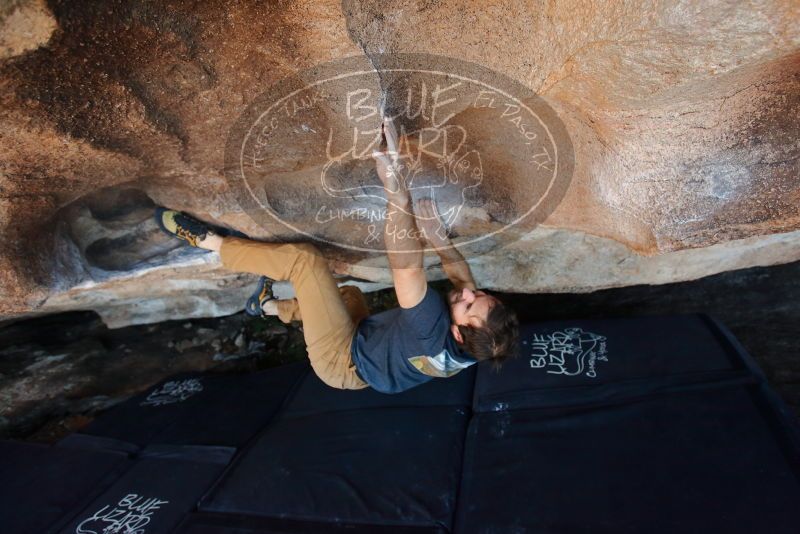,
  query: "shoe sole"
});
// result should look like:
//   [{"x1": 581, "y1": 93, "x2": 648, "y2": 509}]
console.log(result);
[
  {"x1": 154, "y1": 207, "x2": 175, "y2": 238},
  {"x1": 245, "y1": 276, "x2": 275, "y2": 317}
]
